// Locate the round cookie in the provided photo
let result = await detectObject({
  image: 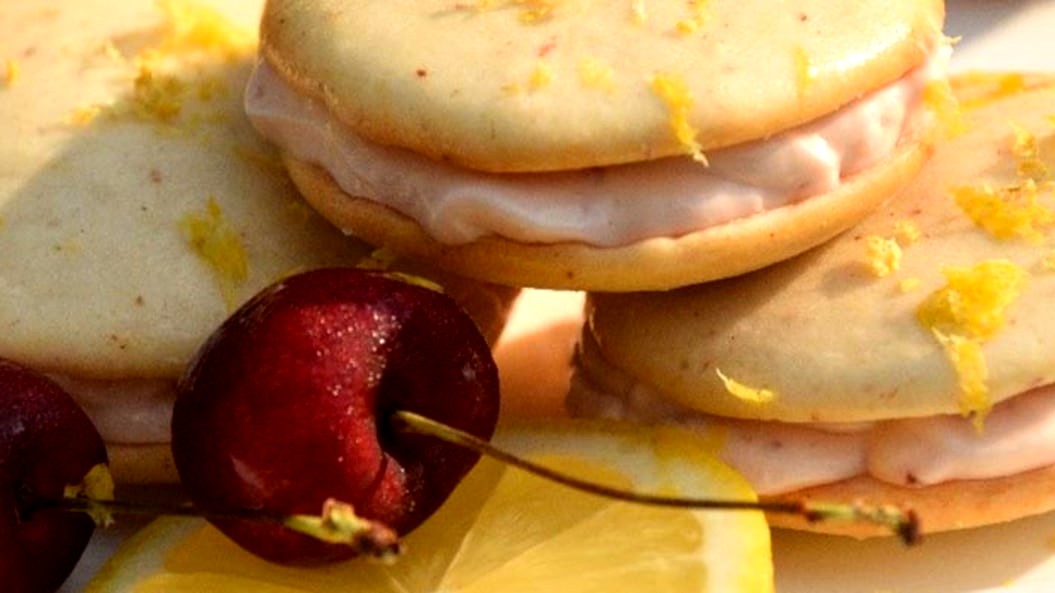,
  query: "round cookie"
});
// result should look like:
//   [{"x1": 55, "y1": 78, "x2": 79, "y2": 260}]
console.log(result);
[
  {"x1": 250, "y1": 0, "x2": 948, "y2": 291},
  {"x1": 574, "y1": 76, "x2": 1055, "y2": 535},
  {"x1": 261, "y1": 0, "x2": 942, "y2": 172},
  {"x1": 587, "y1": 85, "x2": 1055, "y2": 423},
  {"x1": 0, "y1": 0, "x2": 514, "y2": 483}
]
